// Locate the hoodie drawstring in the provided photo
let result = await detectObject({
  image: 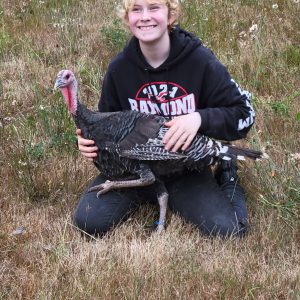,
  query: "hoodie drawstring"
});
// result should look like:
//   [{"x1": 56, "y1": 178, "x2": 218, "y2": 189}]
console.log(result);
[
  {"x1": 165, "y1": 67, "x2": 172, "y2": 120},
  {"x1": 144, "y1": 67, "x2": 172, "y2": 120}
]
